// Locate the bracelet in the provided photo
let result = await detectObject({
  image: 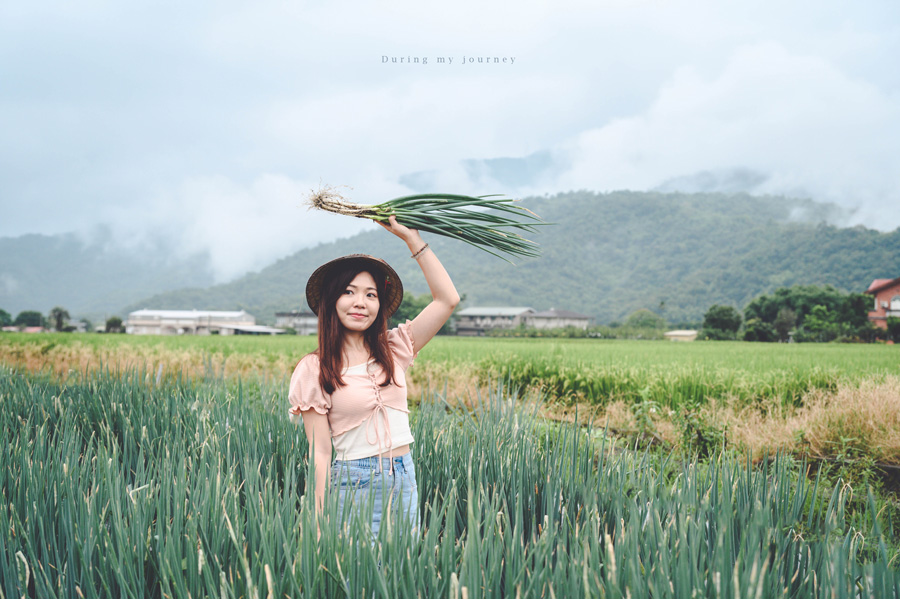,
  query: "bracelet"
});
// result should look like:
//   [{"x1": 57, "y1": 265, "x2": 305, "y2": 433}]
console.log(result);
[{"x1": 410, "y1": 243, "x2": 430, "y2": 259}]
